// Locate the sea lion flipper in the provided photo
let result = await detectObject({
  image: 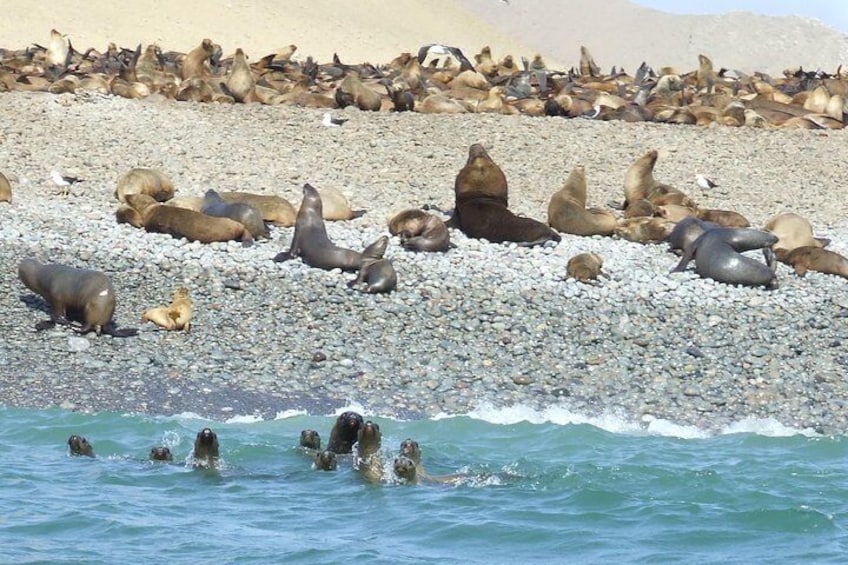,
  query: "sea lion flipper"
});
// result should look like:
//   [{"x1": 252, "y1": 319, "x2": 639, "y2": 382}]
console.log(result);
[
  {"x1": 273, "y1": 251, "x2": 294, "y2": 262},
  {"x1": 35, "y1": 319, "x2": 56, "y2": 331},
  {"x1": 671, "y1": 245, "x2": 695, "y2": 273},
  {"x1": 104, "y1": 325, "x2": 138, "y2": 338}
]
